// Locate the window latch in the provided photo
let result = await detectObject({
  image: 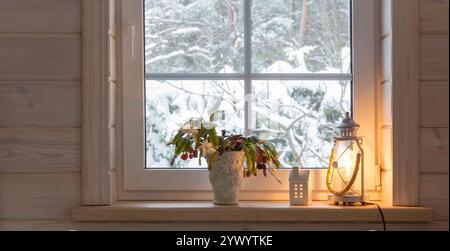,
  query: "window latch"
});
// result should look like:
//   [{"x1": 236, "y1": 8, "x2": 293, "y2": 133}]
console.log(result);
[{"x1": 127, "y1": 21, "x2": 136, "y2": 60}]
